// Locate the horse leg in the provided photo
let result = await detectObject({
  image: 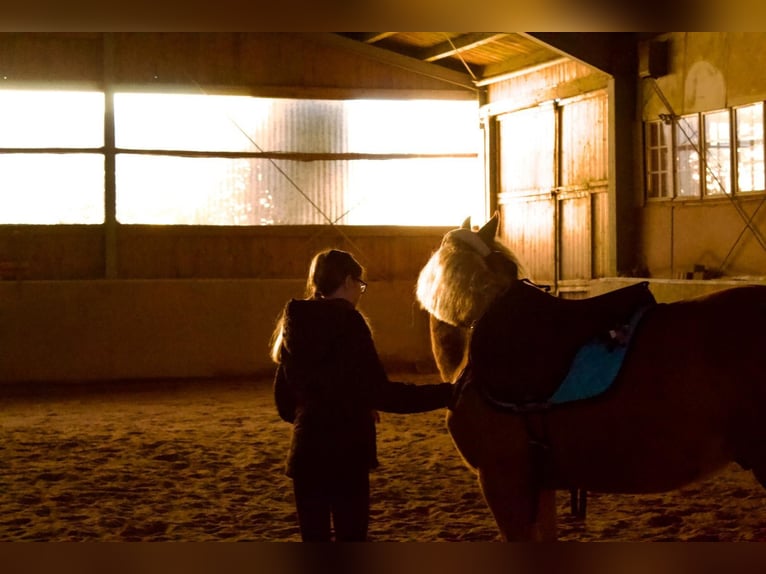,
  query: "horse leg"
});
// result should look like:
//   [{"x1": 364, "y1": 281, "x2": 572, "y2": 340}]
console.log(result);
[
  {"x1": 478, "y1": 466, "x2": 557, "y2": 541},
  {"x1": 569, "y1": 488, "x2": 587, "y2": 519},
  {"x1": 536, "y1": 489, "x2": 558, "y2": 541}
]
